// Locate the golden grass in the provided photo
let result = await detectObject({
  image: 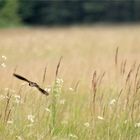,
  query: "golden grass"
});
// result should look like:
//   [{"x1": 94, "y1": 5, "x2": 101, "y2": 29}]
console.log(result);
[
  {"x1": 0, "y1": 25, "x2": 140, "y2": 139},
  {"x1": 0, "y1": 25, "x2": 140, "y2": 86}
]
